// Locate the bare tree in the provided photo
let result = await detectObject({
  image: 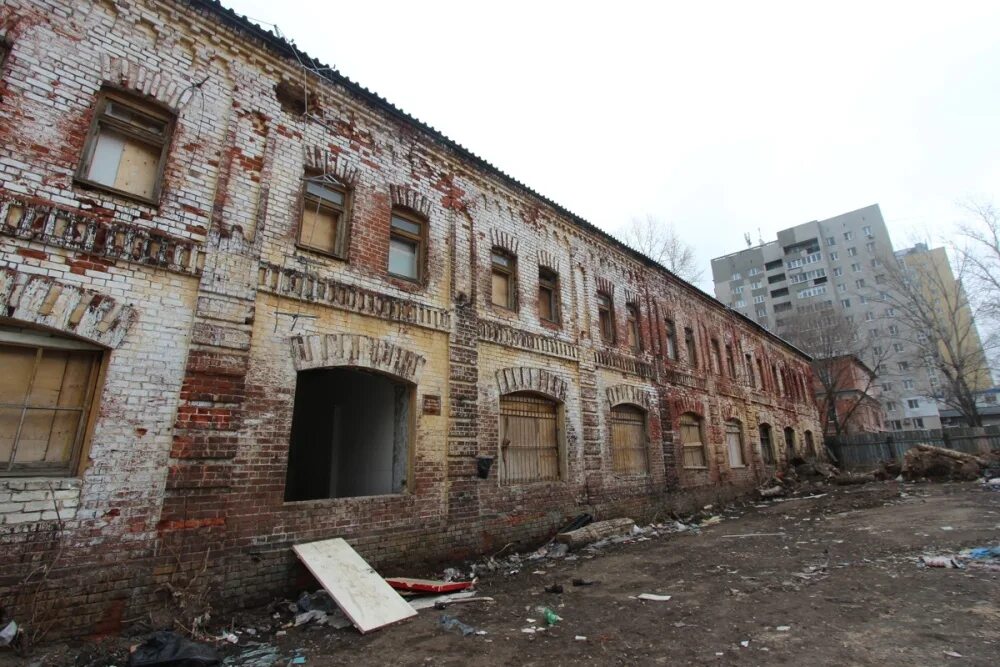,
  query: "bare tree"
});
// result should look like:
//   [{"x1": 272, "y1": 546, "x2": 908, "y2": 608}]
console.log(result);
[
  {"x1": 955, "y1": 201, "x2": 1000, "y2": 359},
  {"x1": 777, "y1": 307, "x2": 888, "y2": 436},
  {"x1": 877, "y1": 246, "x2": 994, "y2": 427},
  {"x1": 617, "y1": 215, "x2": 704, "y2": 283}
]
